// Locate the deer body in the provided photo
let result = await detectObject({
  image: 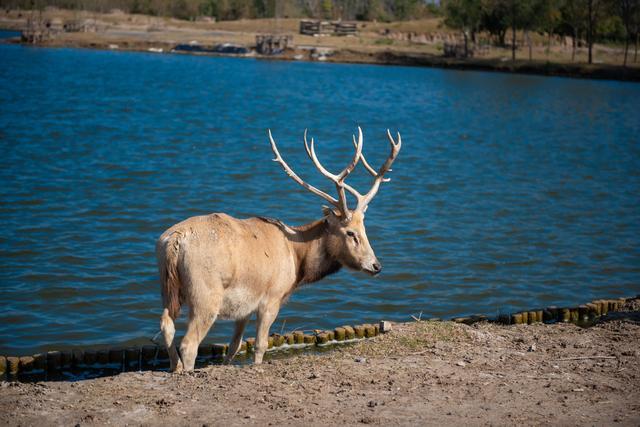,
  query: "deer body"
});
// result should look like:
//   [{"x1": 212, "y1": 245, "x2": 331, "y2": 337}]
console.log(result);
[{"x1": 158, "y1": 128, "x2": 401, "y2": 371}]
